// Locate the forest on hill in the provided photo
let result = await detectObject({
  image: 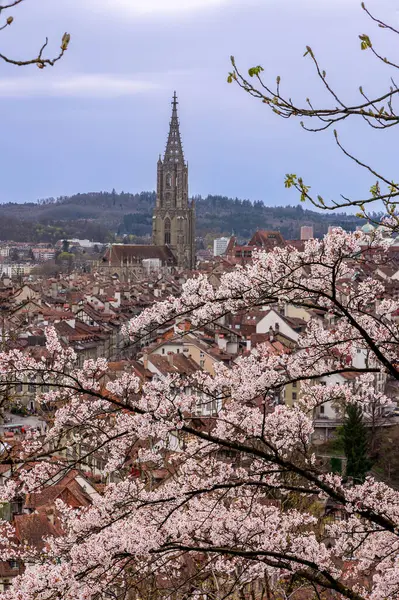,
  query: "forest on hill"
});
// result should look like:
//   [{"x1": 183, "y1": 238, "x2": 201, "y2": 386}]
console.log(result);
[{"x1": 0, "y1": 190, "x2": 365, "y2": 243}]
